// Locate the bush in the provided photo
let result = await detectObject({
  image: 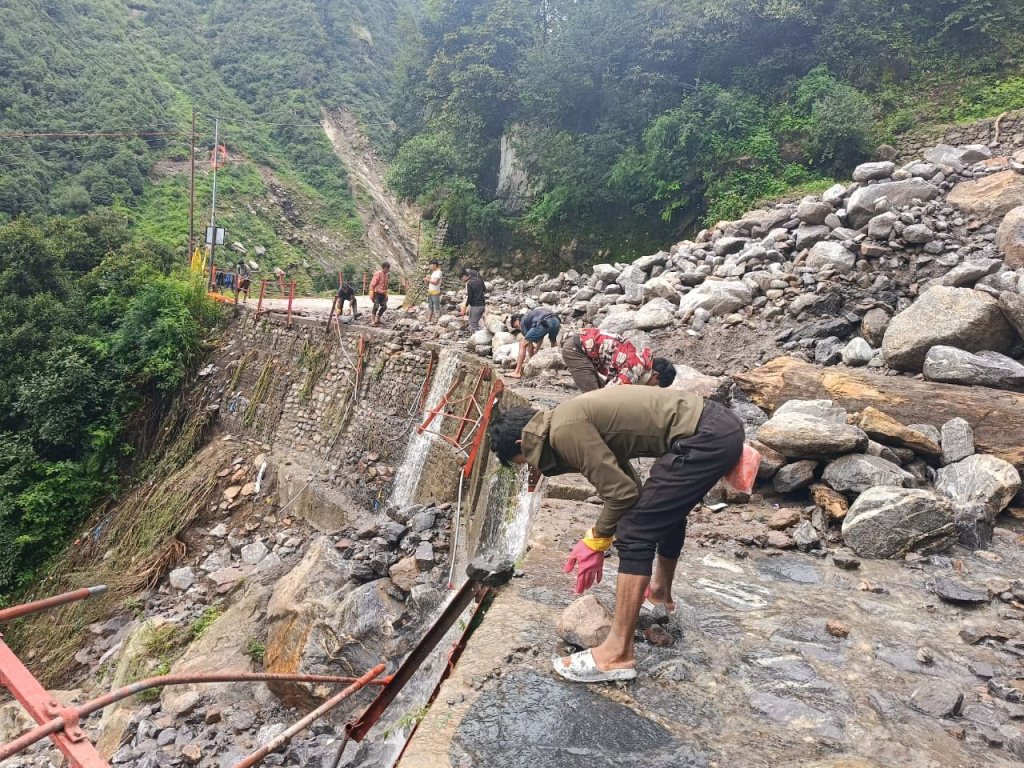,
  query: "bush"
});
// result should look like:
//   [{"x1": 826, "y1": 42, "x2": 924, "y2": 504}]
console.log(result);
[{"x1": 806, "y1": 83, "x2": 874, "y2": 171}]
